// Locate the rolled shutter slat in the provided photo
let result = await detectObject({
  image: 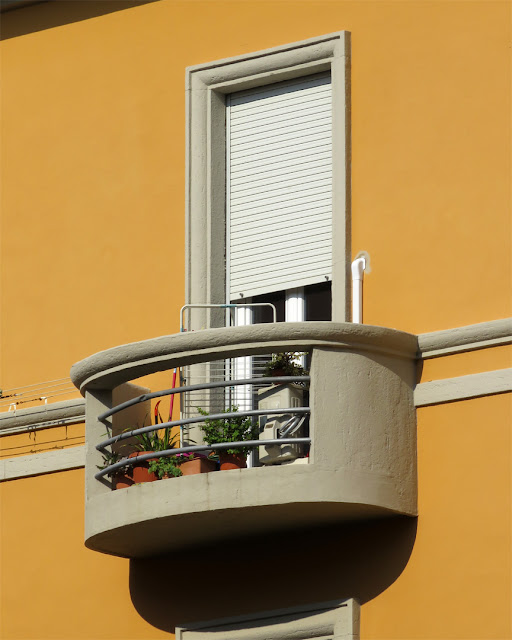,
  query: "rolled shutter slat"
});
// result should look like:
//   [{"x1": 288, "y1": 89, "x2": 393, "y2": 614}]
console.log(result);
[{"x1": 228, "y1": 74, "x2": 332, "y2": 300}]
